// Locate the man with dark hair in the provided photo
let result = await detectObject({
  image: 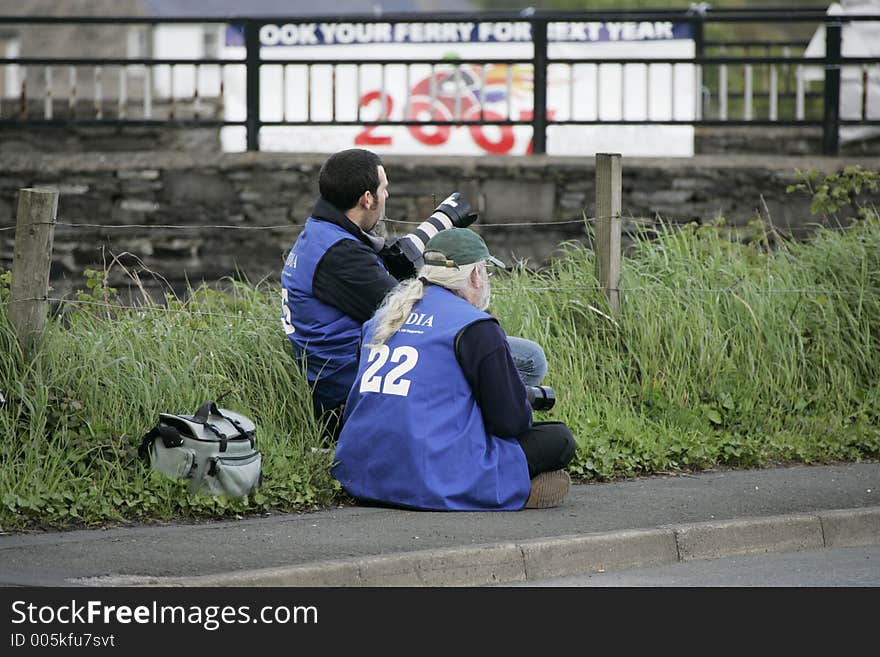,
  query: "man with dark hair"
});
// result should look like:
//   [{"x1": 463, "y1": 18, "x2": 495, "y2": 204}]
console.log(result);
[
  {"x1": 318, "y1": 149, "x2": 384, "y2": 220},
  {"x1": 281, "y1": 149, "x2": 481, "y2": 438}
]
